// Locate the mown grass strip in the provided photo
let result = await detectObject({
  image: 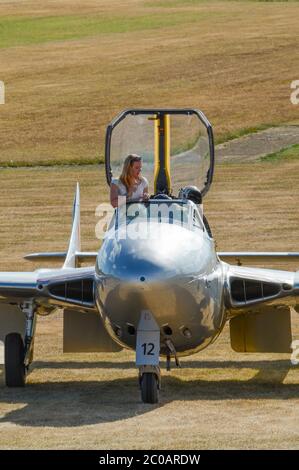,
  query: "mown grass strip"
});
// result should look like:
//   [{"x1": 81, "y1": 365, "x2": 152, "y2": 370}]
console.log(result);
[
  {"x1": 0, "y1": 156, "x2": 104, "y2": 168},
  {"x1": 0, "y1": 12, "x2": 205, "y2": 48},
  {"x1": 145, "y1": 0, "x2": 299, "y2": 6}
]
